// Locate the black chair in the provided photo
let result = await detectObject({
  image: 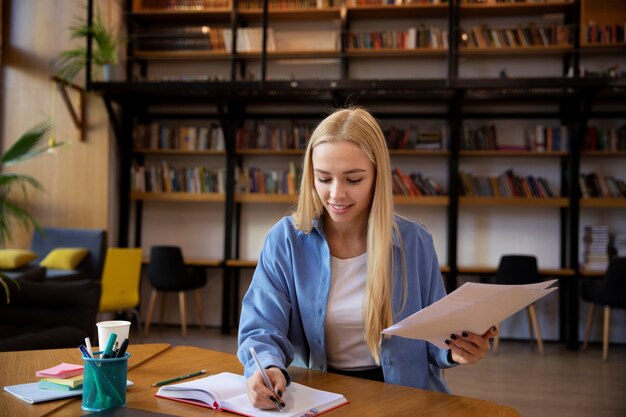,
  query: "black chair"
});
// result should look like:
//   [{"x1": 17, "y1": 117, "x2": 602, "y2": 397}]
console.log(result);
[
  {"x1": 493, "y1": 255, "x2": 545, "y2": 355},
  {"x1": 581, "y1": 257, "x2": 626, "y2": 361},
  {"x1": 144, "y1": 246, "x2": 207, "y2": 338}
]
